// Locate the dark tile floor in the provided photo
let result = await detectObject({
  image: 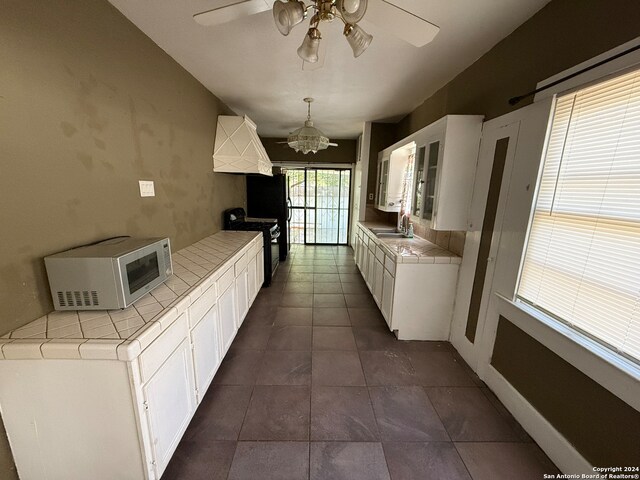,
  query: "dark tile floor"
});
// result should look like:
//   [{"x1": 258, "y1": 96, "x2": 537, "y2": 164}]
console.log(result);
[{"x1": 163, "y1": 245, "x2": 559, "y2": 480}]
